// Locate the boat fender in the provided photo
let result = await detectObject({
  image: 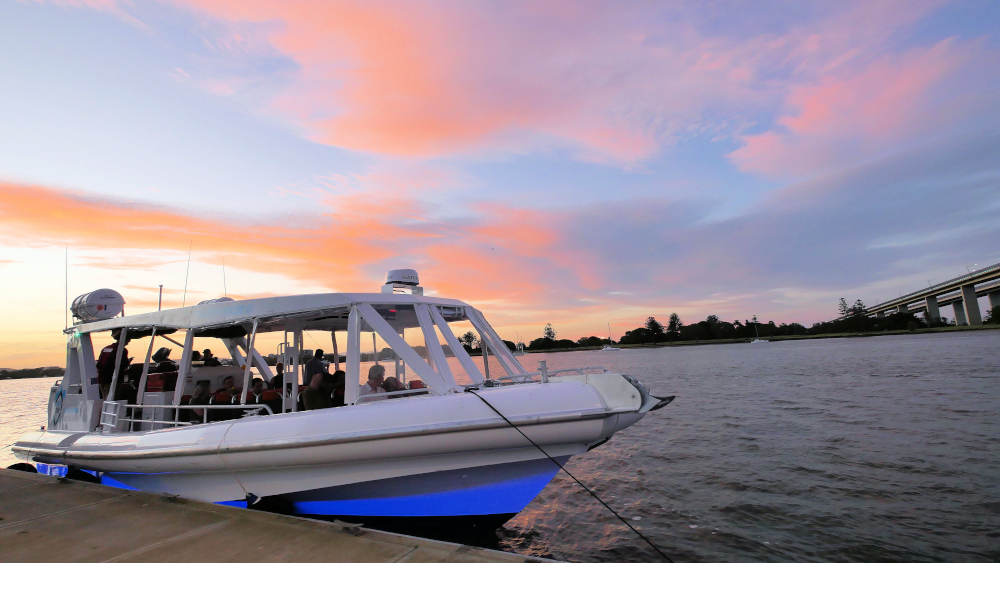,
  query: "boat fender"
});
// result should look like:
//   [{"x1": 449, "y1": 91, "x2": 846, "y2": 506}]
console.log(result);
[{"x1": 6, "y1": 462, "x2": 37, "y2": 473}]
